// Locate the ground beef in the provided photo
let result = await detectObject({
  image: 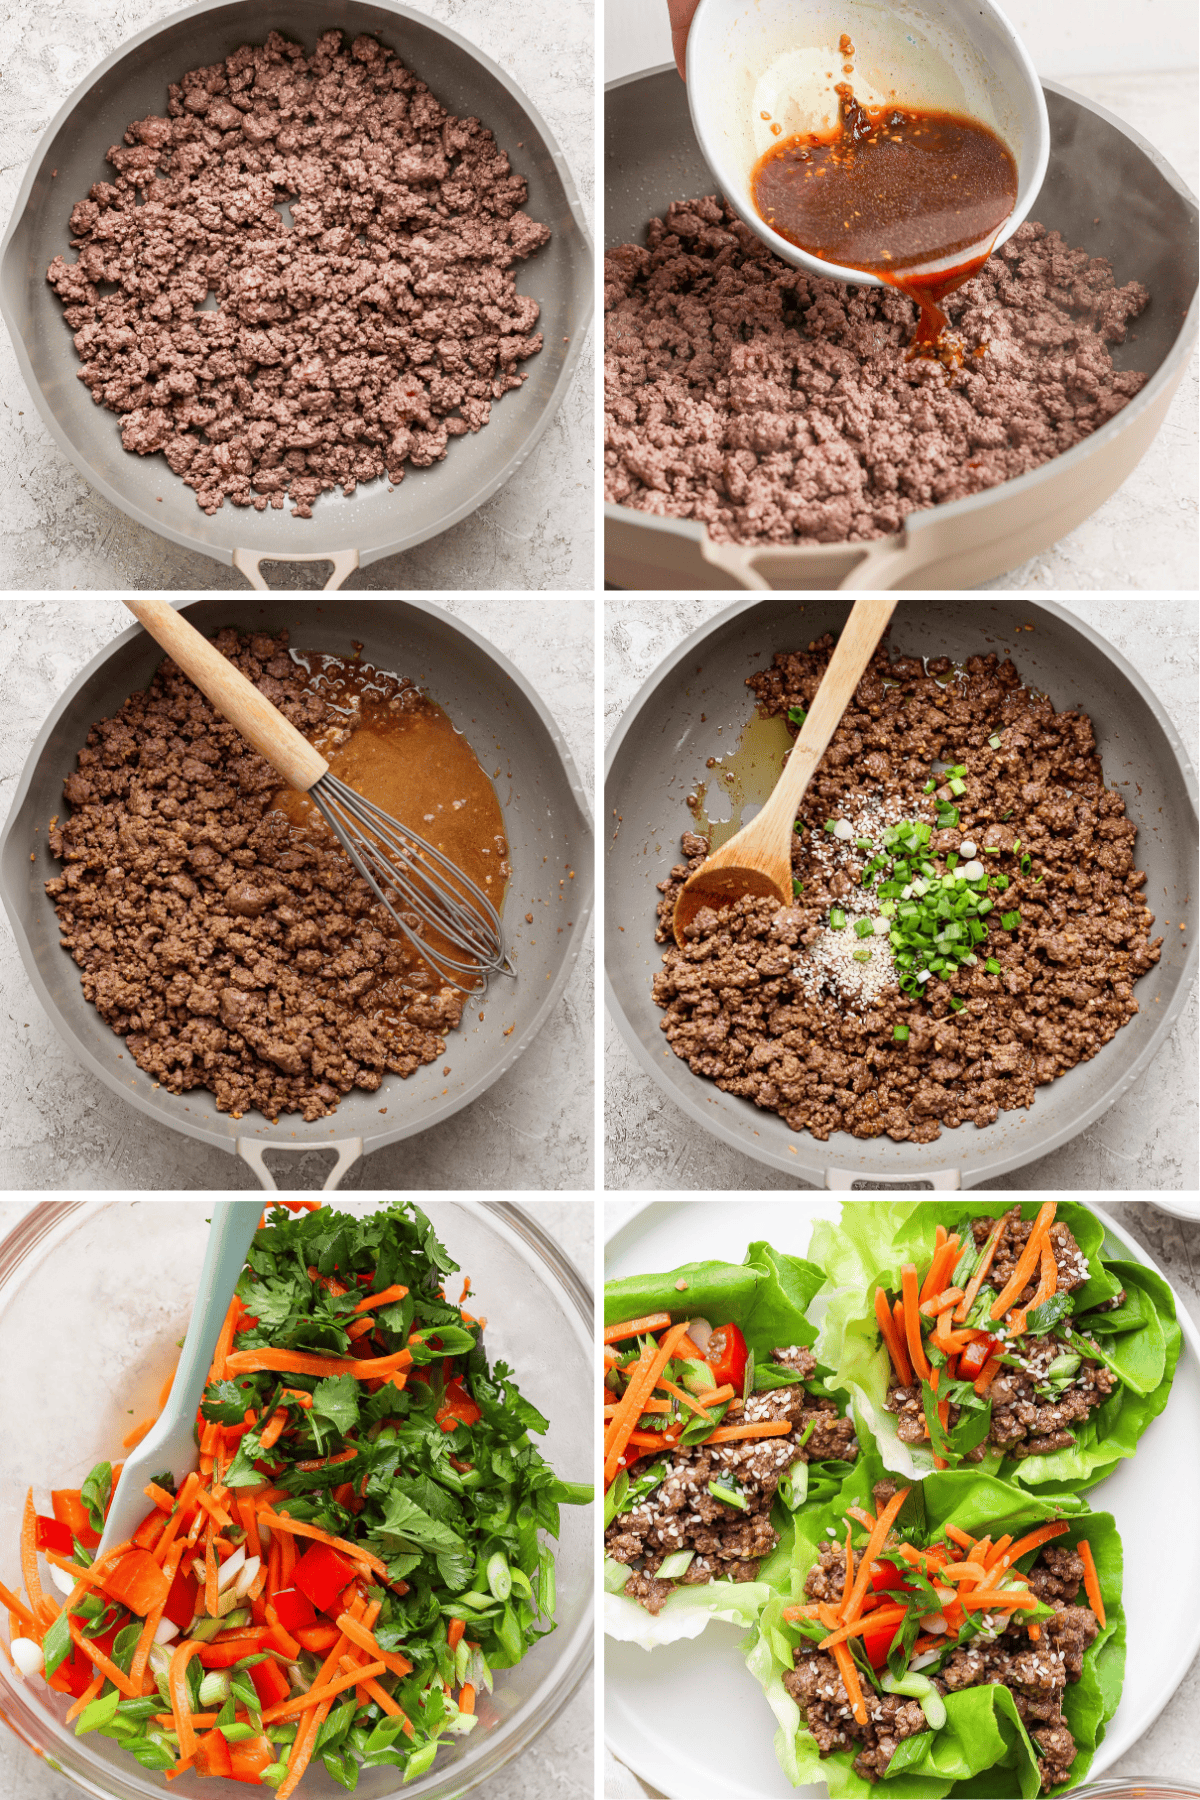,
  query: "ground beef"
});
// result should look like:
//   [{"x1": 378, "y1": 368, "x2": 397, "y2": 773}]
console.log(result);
[
  {"x1": 652, "y1": 637, "x2": 1161, "y2": 1144},
  {"x1": 606, "y1": 1363, "x2": 857, "y2": 1612},
  {"x1": 46, "y1": 29, "x2": 549, "y2": 518},
  {"x1": 605, "y1": 197, "x2": 1149, "y2": 544},
  {"x1": 788, "y1": 1532, "x2": 1097, "y2": 1789},
  {"x1": 44, "y1": 629, "x2": 467, "y2": 1122}
]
